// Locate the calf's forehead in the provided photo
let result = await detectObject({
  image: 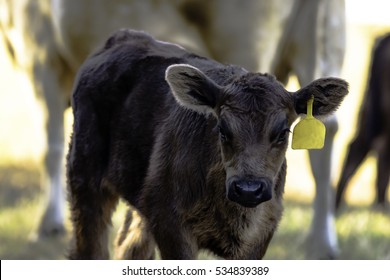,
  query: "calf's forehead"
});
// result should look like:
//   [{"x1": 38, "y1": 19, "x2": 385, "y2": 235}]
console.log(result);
[
  {"x1": 222, "y1": 73, "x2": 293, "y2": 111},
  {"x1": 219, "y1": 73, "x2": 294, "y2": 125},
  {"x1": 220, "y1": 105, "x2": 290, "y2": 137}
]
